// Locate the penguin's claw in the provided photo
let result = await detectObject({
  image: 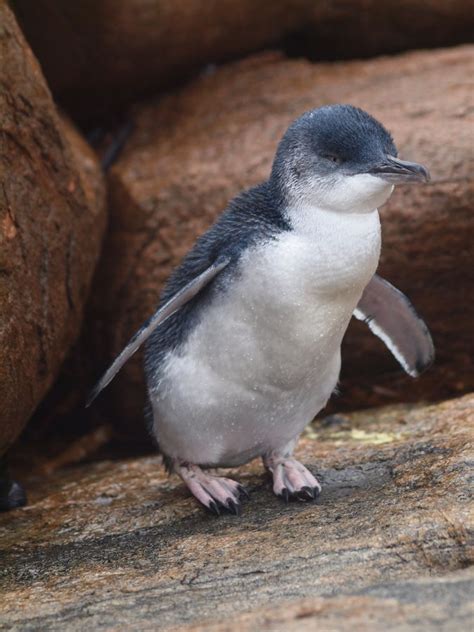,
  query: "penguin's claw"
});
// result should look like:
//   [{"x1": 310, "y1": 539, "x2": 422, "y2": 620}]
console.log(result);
[
  {"x1": 237, "y1": 484, "x2": 250, "y2": 500},
  {"x1": 175, "y1": 461, "x2": 245, "y2": 516},
  {"x1": 207, "y1": 500, "x2": 221, "y2": 516},
  {"x1": 226, "y1": 498, "x2": 241, "y2": 516},
  {"x1": 280, "y1": 487, "x2": 290, "y2": 504},
  {"x1": 297, "y1": 486, "x2": 314, "y2": 501}
]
